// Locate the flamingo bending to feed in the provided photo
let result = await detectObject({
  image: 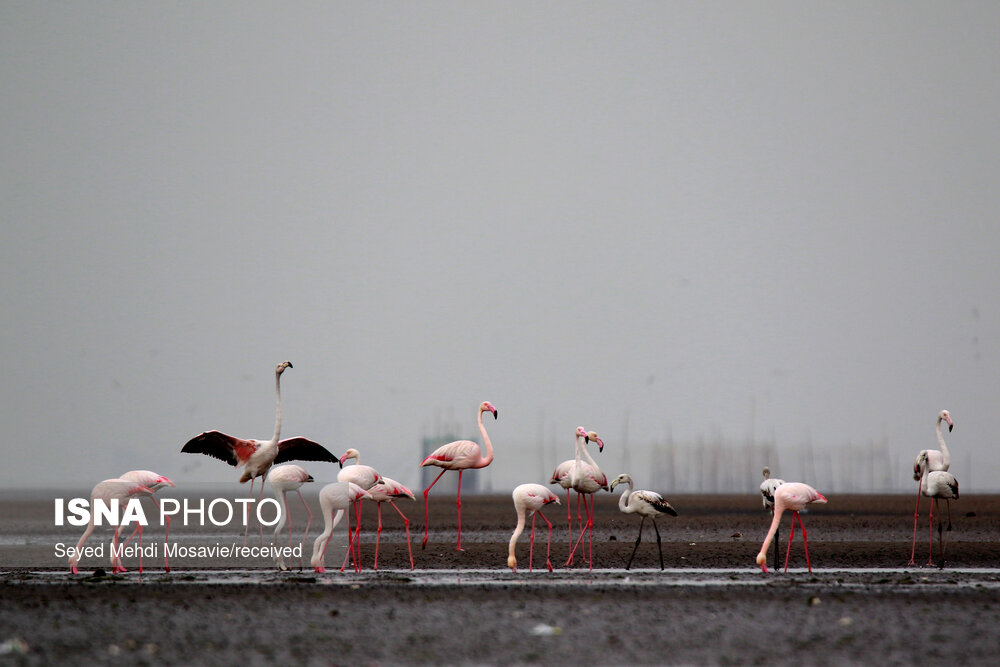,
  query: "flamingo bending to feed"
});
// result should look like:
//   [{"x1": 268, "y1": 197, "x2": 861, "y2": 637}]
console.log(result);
[
  {"x1": 910, "y1": 410, "x2": 953, "y2": 565},
  {"x1": 759, "y1": 466, "x2": 785, "y2": 571},
  {"x1": 507, "y1": 483, "x2": 560, "y2": 573},
  {"x1": 69, "y1": 478, "x2": 155, "y2": 574},
  {"x1": 755, "y1": 482, "x2": 827, "y2": 573},
  {"x1": 268, "y1": 464, "x2": 314, "y2": 571},
  {"x1": 337, "y1": 448, "x2": 382, "y2": 571},
  {"x1": 310, "y1": 482, "x2": 374, "y2": 573},
  {"x1": 610, "y1": 473, "x2": 677, "y2": 570},
  {"x1": 550, "y1": 427, "x2": 603, "y2": 558},
  {"x1": 565, "y1": 431, "x2": 608, "y2": 569},
  {"x1": 916, "y1": 460, "x2": 959, "y2": 568},
  {"x1": 180, "y1": 362, "x2": 337, "y2": 544},
  {"x1": 118, "y1": 470, "x2": 175, "y2": 572},
  {"x1": 363, "y1": 476, "x2": 416, "y2": 570},
  {"x1": 420, "y1": 401, "x2": 498, "y2": 551}
]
